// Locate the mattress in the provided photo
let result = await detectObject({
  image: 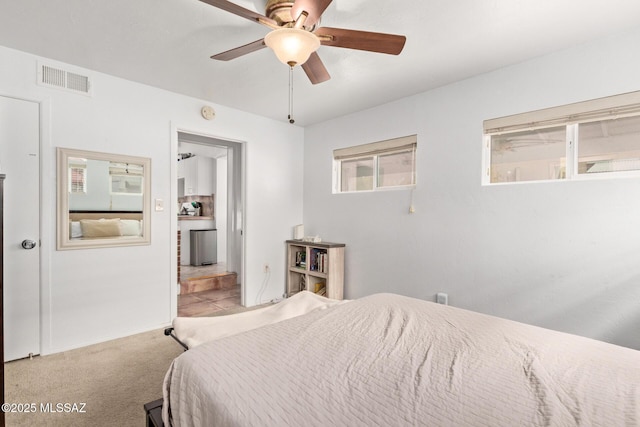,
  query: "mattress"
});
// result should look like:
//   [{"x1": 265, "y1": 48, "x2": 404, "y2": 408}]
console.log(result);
[{"x1": 163, "y1": 293, "x2": 640, "y2": 426}]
